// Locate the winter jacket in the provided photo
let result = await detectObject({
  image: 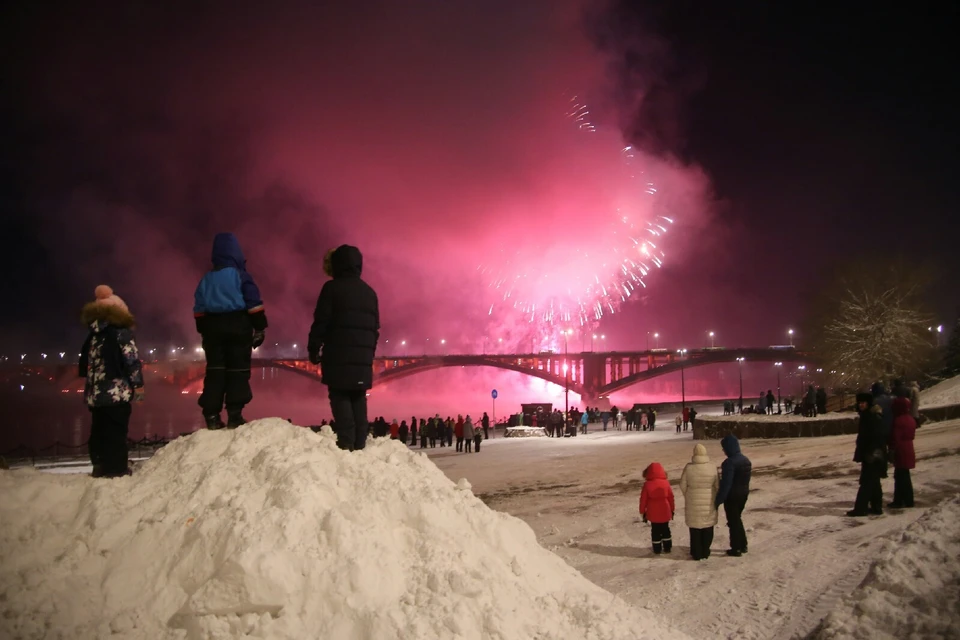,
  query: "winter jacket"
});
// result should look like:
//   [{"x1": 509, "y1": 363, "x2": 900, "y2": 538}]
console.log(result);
[
  {"x1": 581, "y1": 412, "x2": 589, "y2": 425},
  {"x1": 715, "y1": 435, "x2": 752, "y2": 507},
  {"x1": 194, "y1": 233, "x2": 268, "y2": 336},
  {"x1": 890, "y1": 397, "x2": 917, "y2": 470},
  {"x1": 390, "y1": 421, "x2": 399, "y2": 439},
  {"x1": 79, "y1": 303, "x2": 144, "y2": 408},
  {"x1": 639, "y1": 463, "x2": 675, "y2": 524},
  {"x1": 871, "y1": 383, "x2": 894, "y2": 439},
  {"x1": 455, "y1": 419, "x2": 464, "y2": 439},
  {"x1": 679, "y1": 444, "x2": 719, "y2": 528},
  {"x1": 463, "y1": 418, "x2": 475, "y2": 440},
  {"x1": 908, "y1": 383, "x2": 921, "y2": 421},
  {"x1": 853, "y1": 404, "x2": 892, "y2": 468},
  {"x1": 307, "y1": 245, "x2": 380, "y2": 390}
]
